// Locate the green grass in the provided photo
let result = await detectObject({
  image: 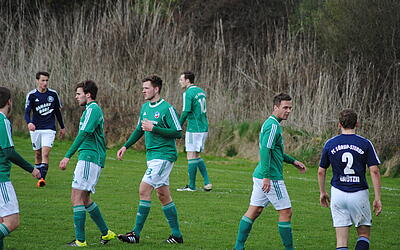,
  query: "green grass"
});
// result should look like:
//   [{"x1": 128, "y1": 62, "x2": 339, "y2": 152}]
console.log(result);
[{"x1": 6, "y1": 135, "x2": 399, "y2": 249}]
